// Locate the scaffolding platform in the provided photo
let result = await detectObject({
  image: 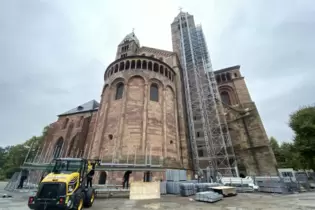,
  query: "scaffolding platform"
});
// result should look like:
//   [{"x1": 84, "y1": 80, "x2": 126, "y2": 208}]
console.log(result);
[{"x1": 20, "y1": 162, "x2": 186, "y2": 172}]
